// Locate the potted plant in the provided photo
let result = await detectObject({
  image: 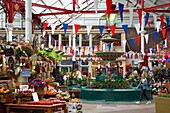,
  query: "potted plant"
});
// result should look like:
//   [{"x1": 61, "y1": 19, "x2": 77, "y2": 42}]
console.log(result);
[{"x1": 155, "y1": 94, "x2": 170, "y2": 113}]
